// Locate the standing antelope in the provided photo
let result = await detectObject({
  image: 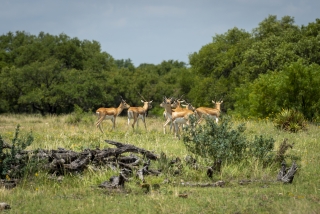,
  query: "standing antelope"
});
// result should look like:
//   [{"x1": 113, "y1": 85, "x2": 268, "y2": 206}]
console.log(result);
[
  {"x1": 160, "y1": 97, "x2": 176, "y2": 133},
  {"x1": 127, "y1": 99, "x2": 153, "y2": 130},
  {"x1": 161, "y1": 97, "x2": 194, "y2": 139},
  {"x1": 181, "y1": 100, "x2": 196, "y2": 112},
  {"x1": 95, "y1": 98, "x2": 131, "y2": 133},
  {"x1": 195, "y1": 100, "x2": 223, "y2": 124},
  {"x1": 162, "y1": 99, "x2": 195, "y2": 132}
]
